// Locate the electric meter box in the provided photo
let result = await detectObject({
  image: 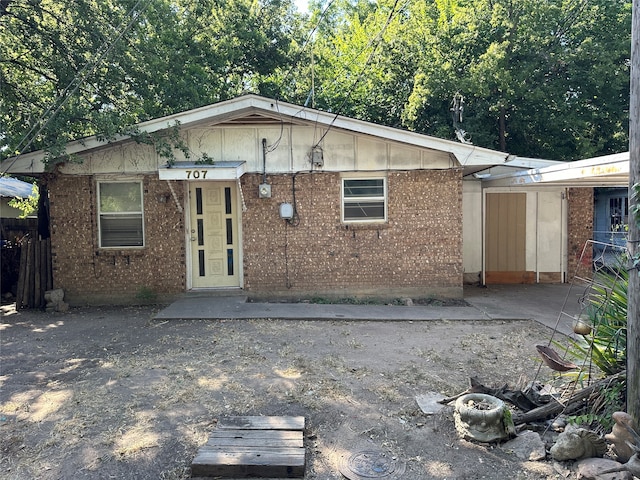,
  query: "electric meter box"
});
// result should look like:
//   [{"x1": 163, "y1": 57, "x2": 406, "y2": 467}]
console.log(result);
[
  {"x1": 279, "y1": 202, "x2": 294, "y2": 219},
  {"x1": 258, "y1": 183, "x2": 271, "y2": 198}
]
